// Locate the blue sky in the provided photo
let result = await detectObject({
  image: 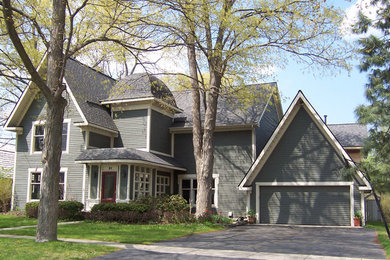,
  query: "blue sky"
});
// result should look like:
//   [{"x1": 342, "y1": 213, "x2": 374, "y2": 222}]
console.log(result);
[{"x1": 275, "y1": 0, "x2": 369, "y2": 124}]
